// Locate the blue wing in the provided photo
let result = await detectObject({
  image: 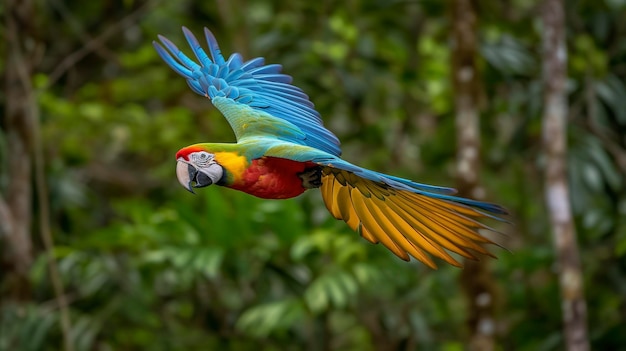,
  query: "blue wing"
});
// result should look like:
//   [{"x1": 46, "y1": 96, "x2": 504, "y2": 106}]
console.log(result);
[{"x1": 153, "y1": 27, "x2": 342, "y2": 156}]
